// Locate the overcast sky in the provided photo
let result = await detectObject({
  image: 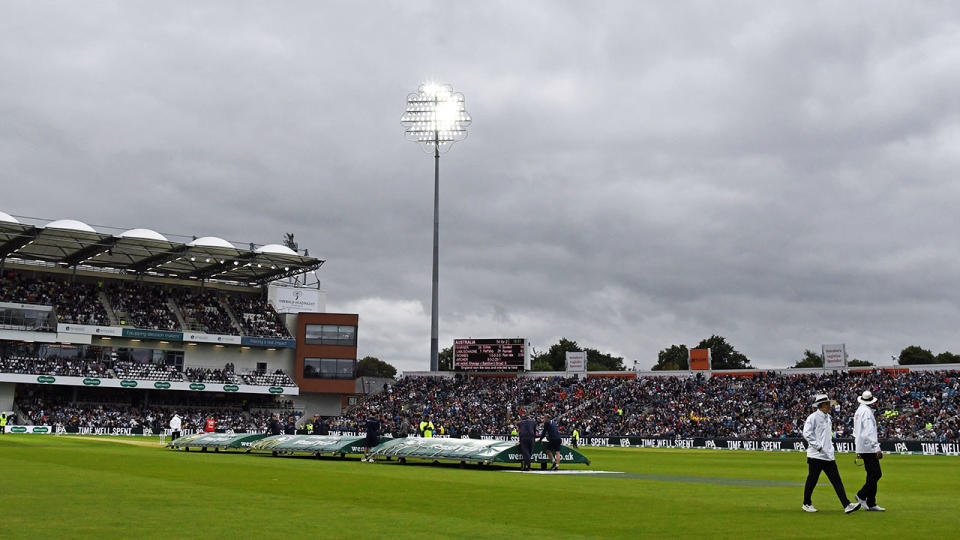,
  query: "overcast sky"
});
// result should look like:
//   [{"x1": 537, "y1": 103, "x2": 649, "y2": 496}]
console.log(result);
[{"x1": 2, "y1": 2, "x2": 959, "y2": 371}]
